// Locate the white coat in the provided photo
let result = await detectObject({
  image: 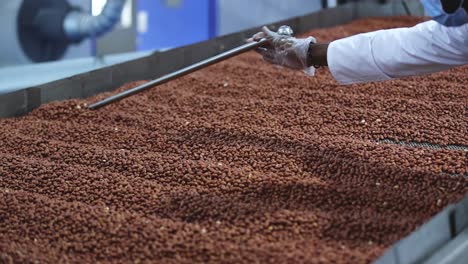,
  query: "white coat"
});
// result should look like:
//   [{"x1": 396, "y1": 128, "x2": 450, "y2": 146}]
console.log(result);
[{"x1": 327, "y1": 20, "x2": 468, "y2": 84}]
